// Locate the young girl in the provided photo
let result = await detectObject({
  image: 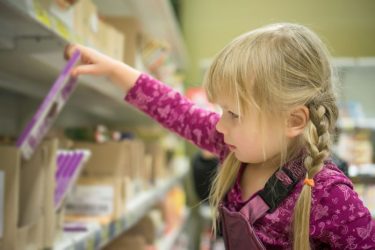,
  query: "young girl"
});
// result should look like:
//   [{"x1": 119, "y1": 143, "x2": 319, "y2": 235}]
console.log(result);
[{"x1": 65, "y1": 23, "x2": 375, "y2": 249}]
